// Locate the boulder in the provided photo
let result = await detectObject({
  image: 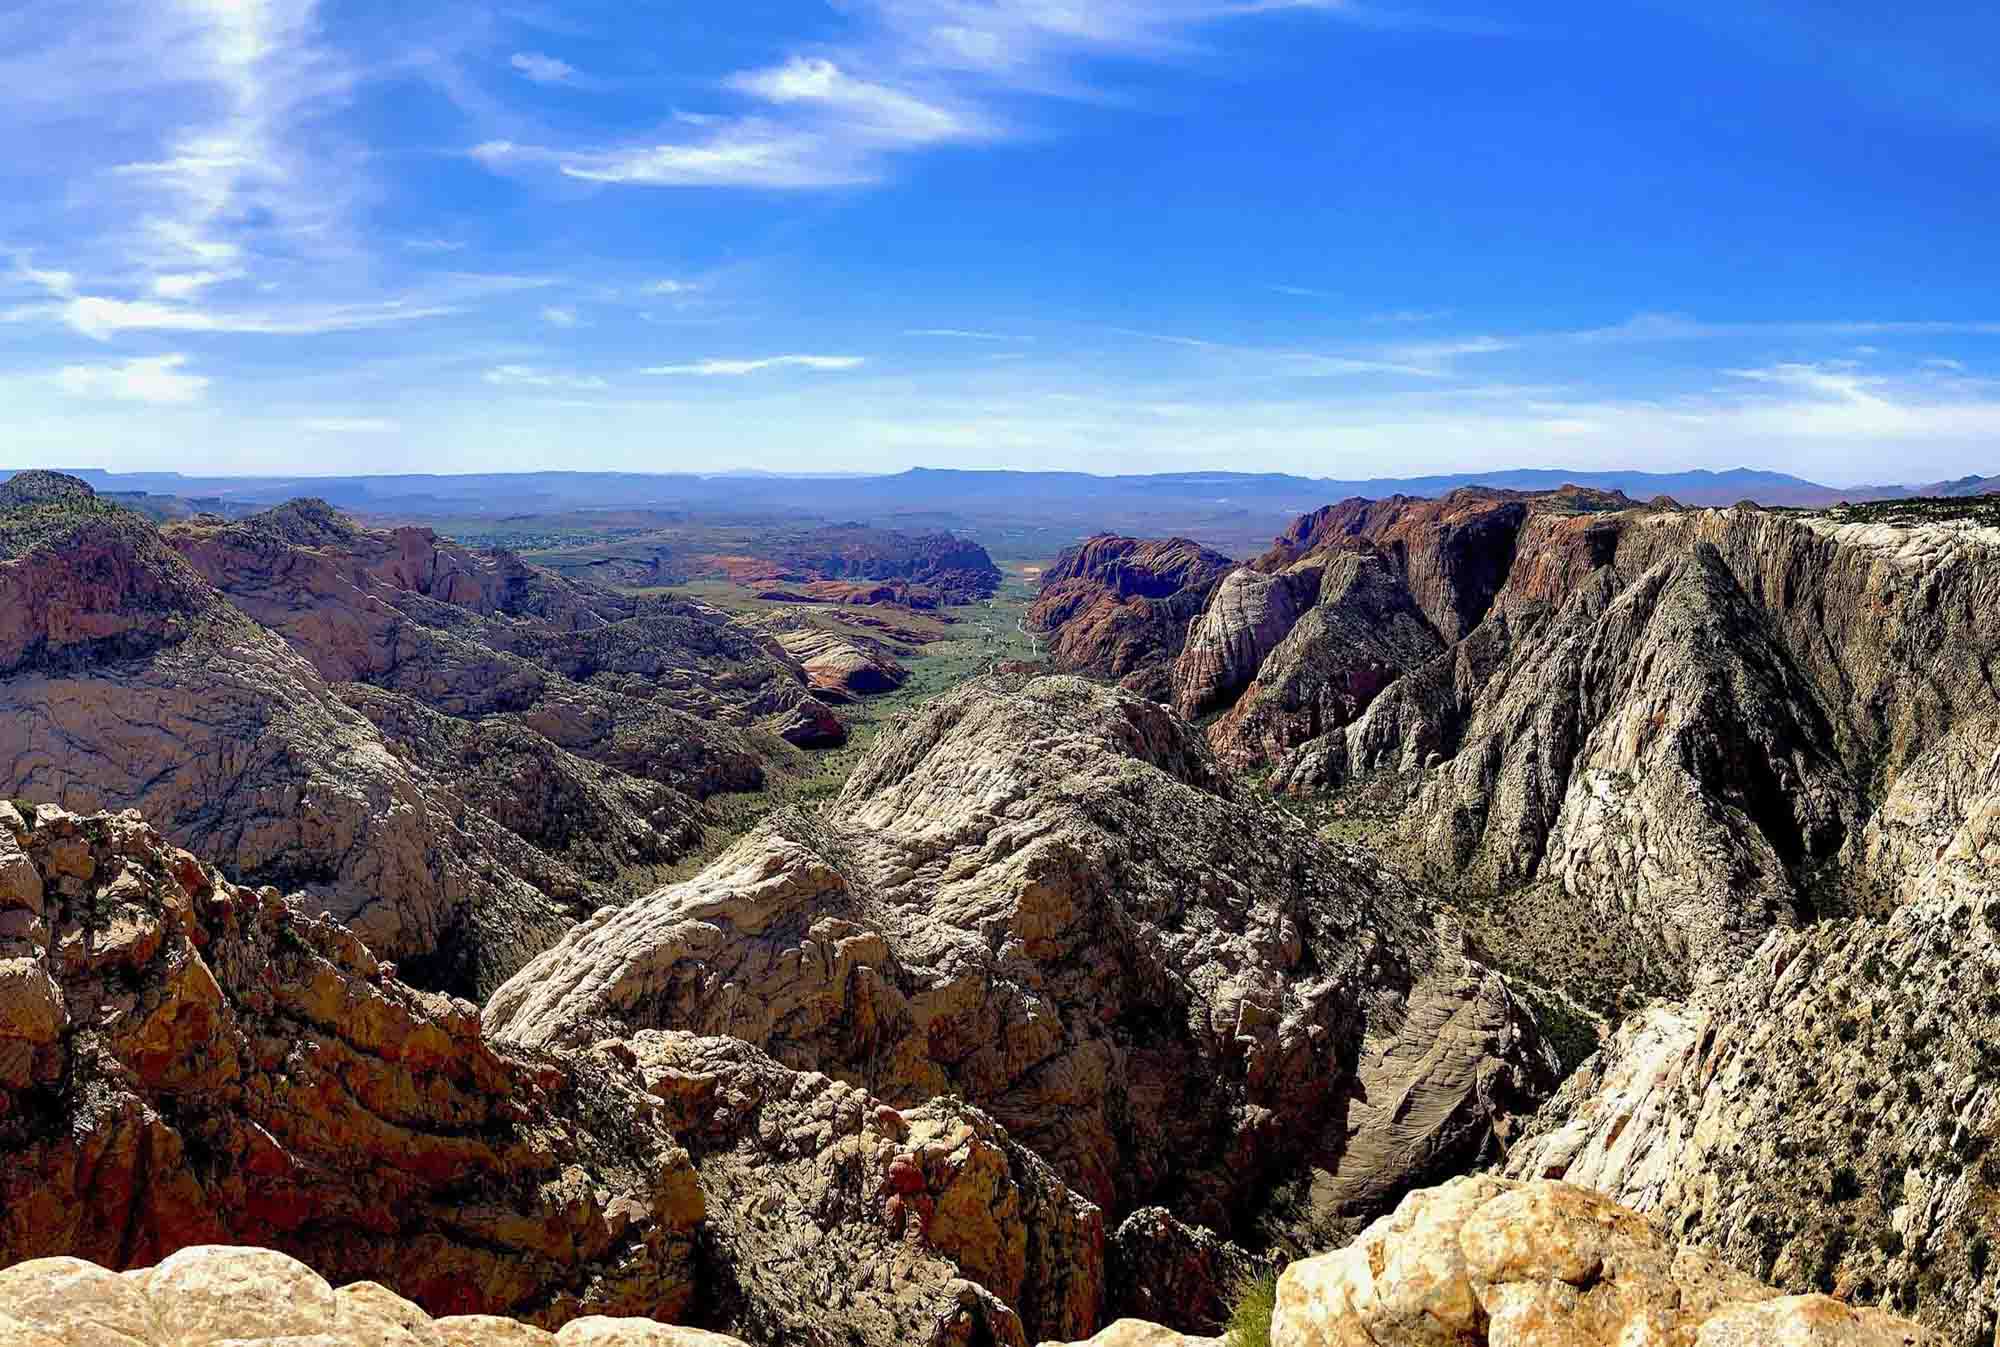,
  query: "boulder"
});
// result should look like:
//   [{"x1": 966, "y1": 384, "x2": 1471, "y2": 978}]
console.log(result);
[
  {"x1": 0, "y1": 1245, "x2": 751, "y2": 1347},
  {"x1": 1268, "y1": 1177, "x2": 1927, "y2": 1346}
]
